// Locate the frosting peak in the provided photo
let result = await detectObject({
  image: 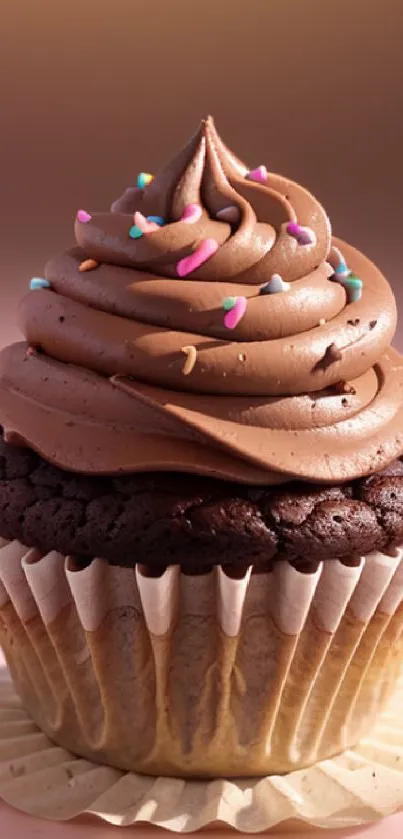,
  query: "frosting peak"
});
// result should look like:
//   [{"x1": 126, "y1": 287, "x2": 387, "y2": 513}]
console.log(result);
[
  {"x1": 0, "y1": 119, "x2": 403, "y2": 484},
  {"x1": 99, "y1": 115, "x2": 331, "y2": 285}
]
